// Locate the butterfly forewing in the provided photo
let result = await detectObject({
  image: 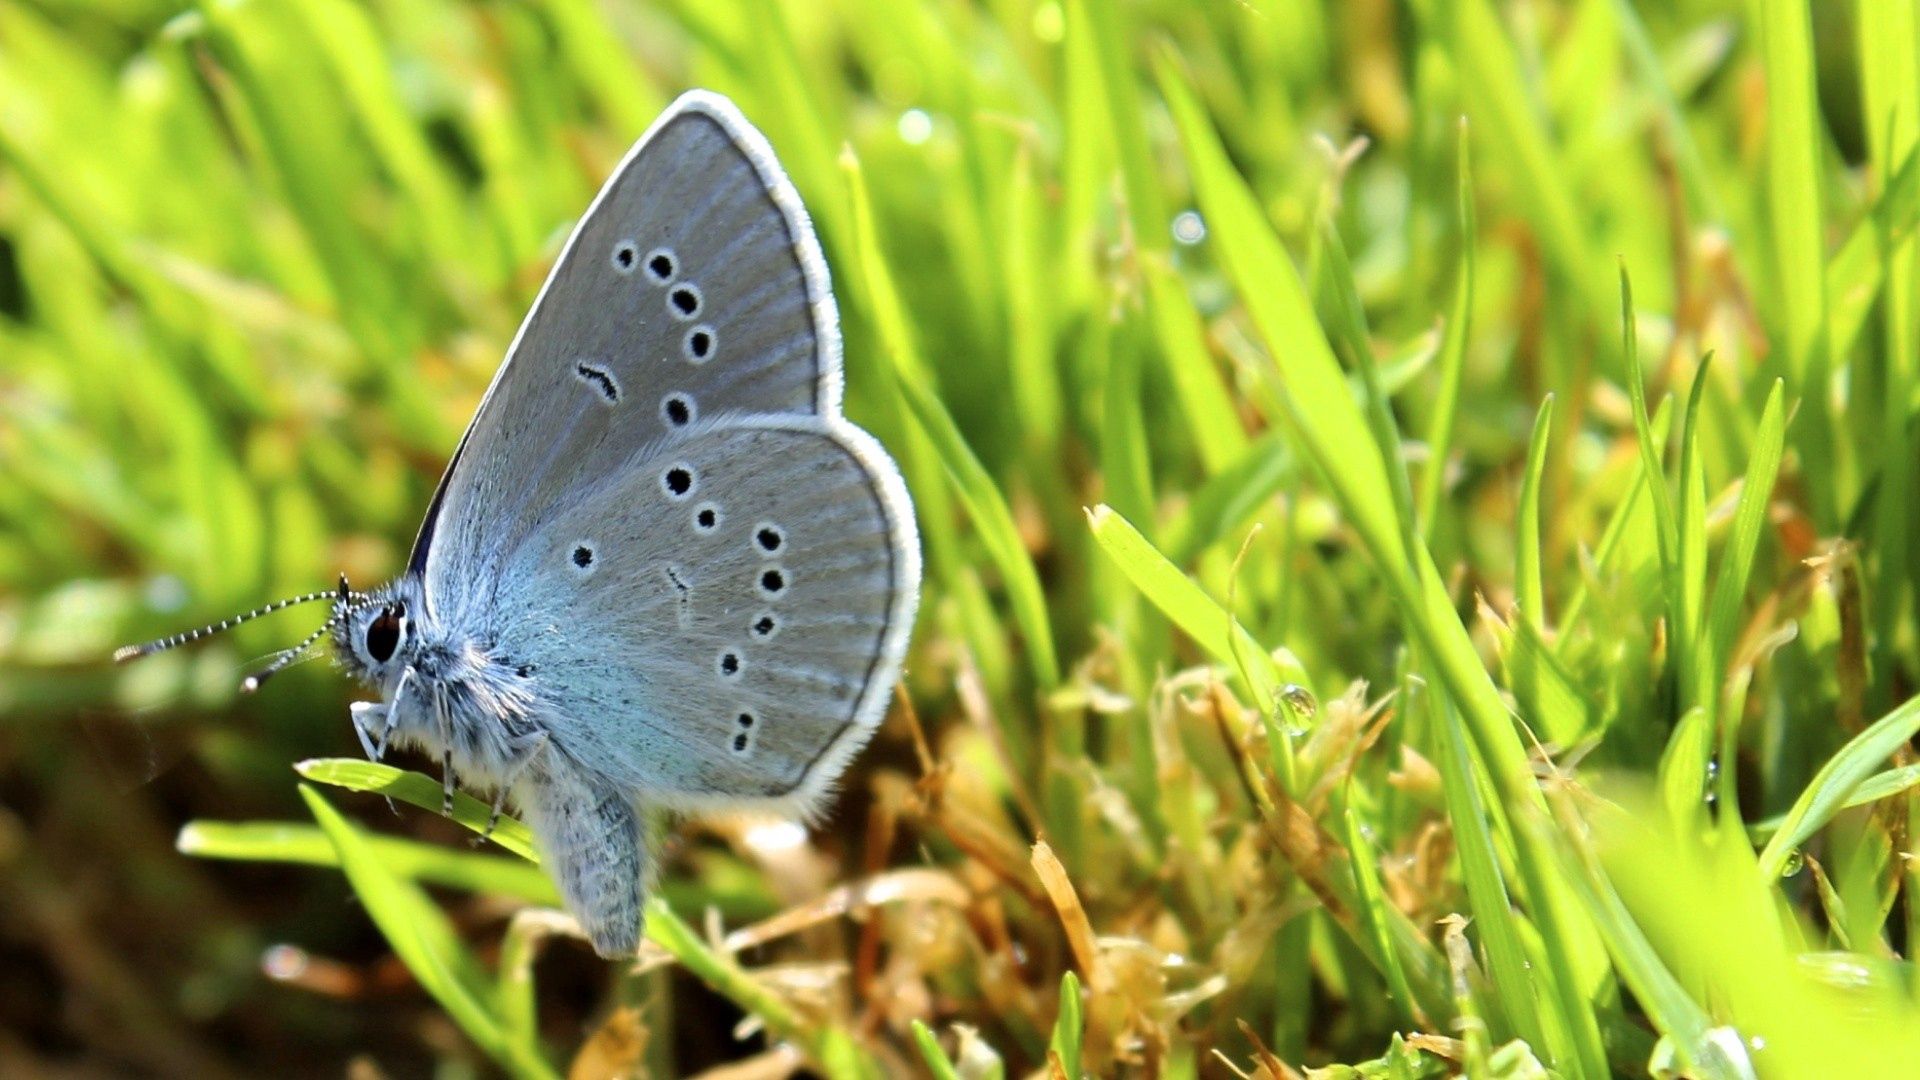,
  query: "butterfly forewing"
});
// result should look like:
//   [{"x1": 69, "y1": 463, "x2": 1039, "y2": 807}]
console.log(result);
[
  {"x1": 490, "y1": 419, "x2": 915, "y2": 815},
  {"x1": 415, "y1": 93, "x2": 843, "y2": 613}
]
